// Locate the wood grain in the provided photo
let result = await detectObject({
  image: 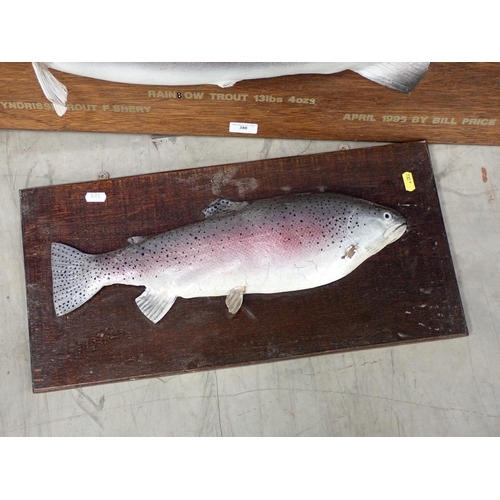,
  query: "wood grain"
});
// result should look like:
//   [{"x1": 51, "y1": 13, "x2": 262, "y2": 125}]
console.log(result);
[
  {"x1": 2, "y1": 63, "x2": 500, "y2": 144},
  {"x1": 21, "y1": 141, "x2": 467, "y2": 392}
]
